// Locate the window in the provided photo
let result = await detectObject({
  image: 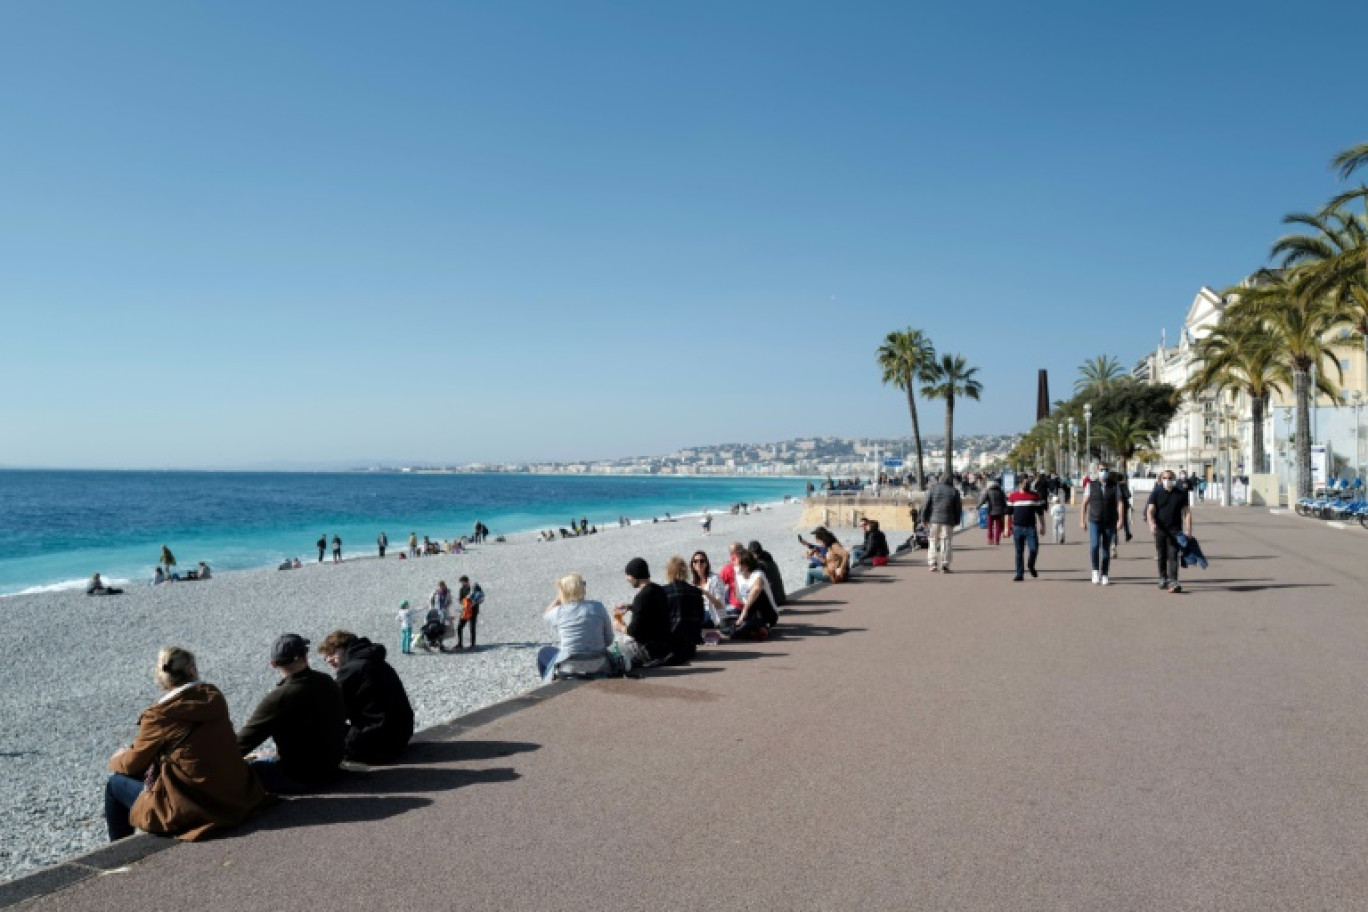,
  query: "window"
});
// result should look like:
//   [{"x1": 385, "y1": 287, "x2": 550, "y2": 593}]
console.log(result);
[
  {"x1": 1342, "y1": 359, "x2": 1351, "y2": 372},
  {"x1": 1204, "y1": 435, "x2": 1213, "y2": 446}
]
